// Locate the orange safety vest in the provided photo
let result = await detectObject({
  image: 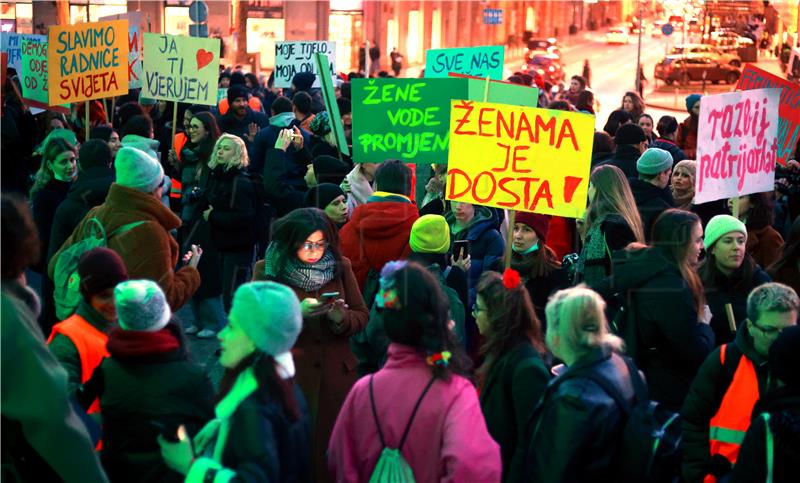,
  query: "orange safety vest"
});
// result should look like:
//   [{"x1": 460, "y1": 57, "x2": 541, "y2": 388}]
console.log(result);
[
  {"x1": 703, "y1": 343, "x2": 760, "y2": 483},
  {"x1": 47, "y1": 314, "x2": 109, "y2": 415},
  {"x1": 171, "y1": 132, "x2": 188, "y2": 200},
  {"x1": 217, "y1": 96, "x2": 263, "y2": 115}
]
